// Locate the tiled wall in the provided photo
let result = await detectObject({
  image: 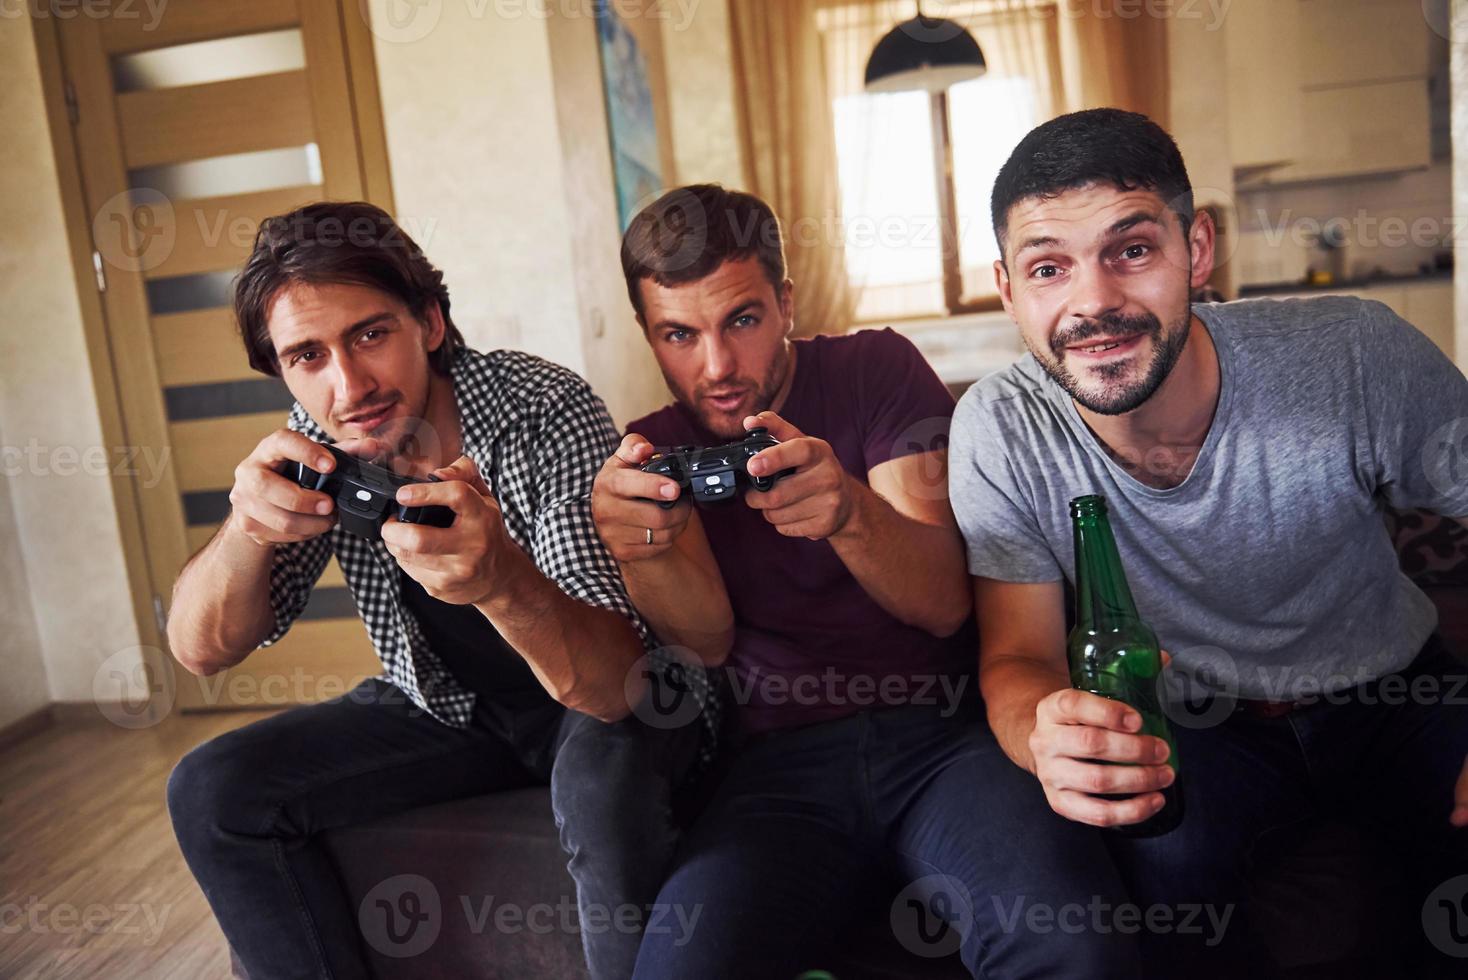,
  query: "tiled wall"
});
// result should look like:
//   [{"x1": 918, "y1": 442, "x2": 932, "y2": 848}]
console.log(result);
[{"x1": 1232, "y1": 162, "x2": 1453, "y2": 288}]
